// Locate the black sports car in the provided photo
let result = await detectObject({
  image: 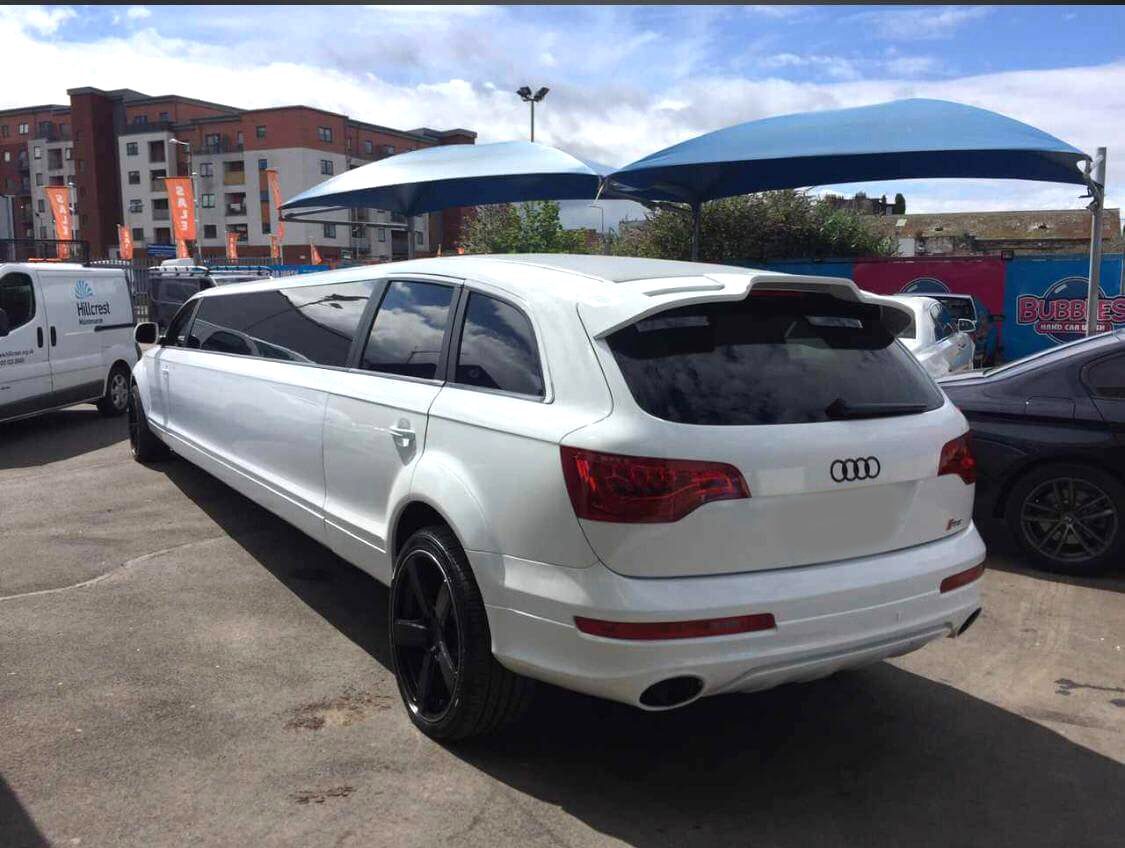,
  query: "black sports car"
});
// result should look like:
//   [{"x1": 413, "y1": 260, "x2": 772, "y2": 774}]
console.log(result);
[{"x1": 940, "y1": 329, "x2": 1125, "y2": 575}]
